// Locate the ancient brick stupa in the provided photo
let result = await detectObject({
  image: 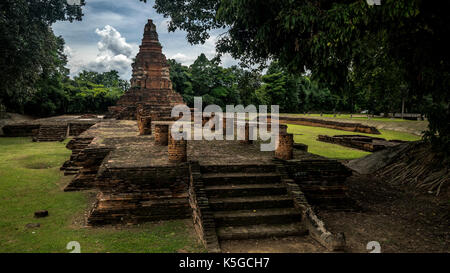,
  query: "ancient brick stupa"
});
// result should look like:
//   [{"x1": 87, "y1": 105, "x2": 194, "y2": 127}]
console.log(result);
[{"x1": 107, "y1": 19, "x2": 184, "y2": 120}]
